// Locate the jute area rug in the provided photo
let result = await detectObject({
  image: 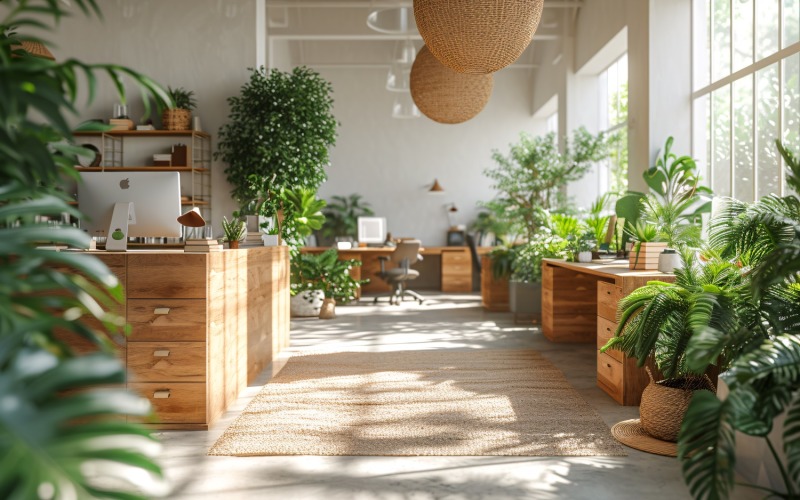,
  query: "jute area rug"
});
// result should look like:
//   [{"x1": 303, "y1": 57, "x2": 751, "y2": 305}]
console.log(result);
[{"x1": 208, "y1": 349, "x2": 626, "y2": 457}]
